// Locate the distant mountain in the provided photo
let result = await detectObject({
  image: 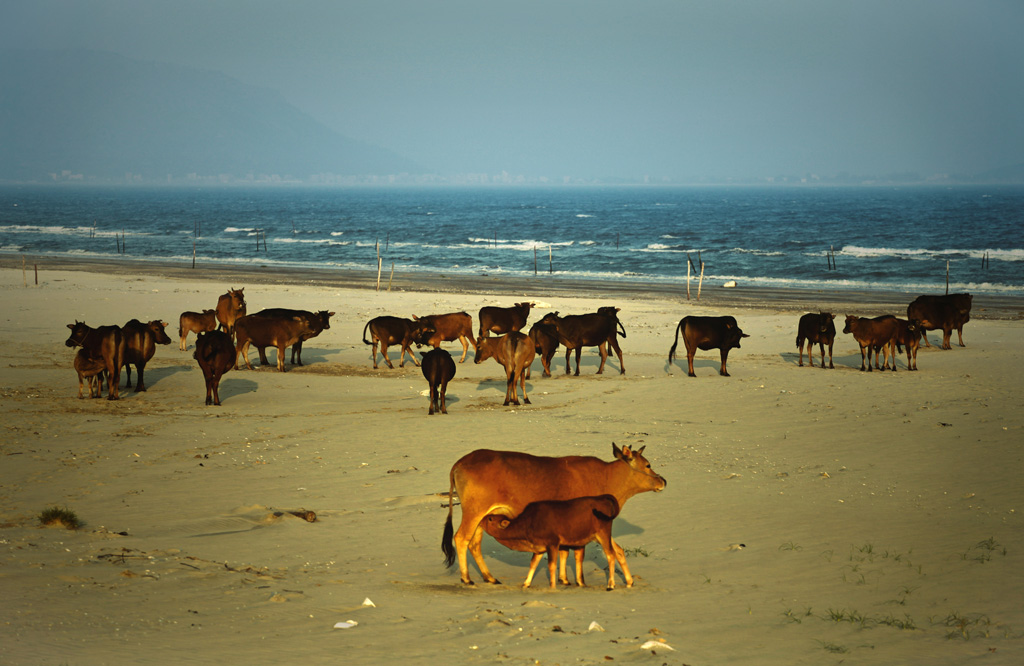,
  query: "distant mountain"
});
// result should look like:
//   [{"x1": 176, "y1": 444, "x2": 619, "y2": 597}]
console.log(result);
[{"x1": 0, "y1": 49, "x2": 423, "y2": 183}]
